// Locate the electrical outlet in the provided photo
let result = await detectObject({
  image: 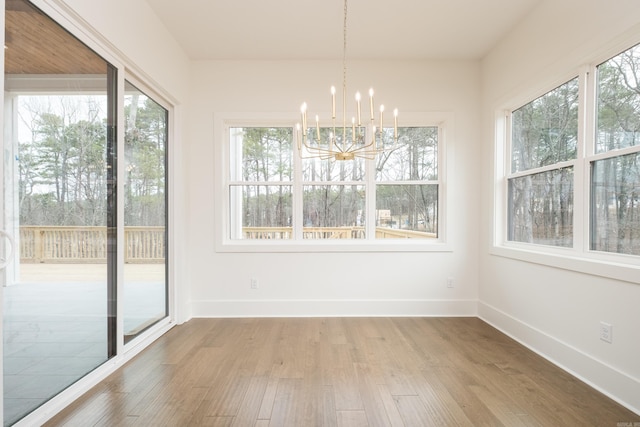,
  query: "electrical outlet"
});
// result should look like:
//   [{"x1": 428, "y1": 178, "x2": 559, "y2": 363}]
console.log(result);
[
  {"x1": 447, "y1": 277, "x2": 454, "y2": 288},
  {"x1": 250, "y1": 278, "x2": 259, "y2": 289},
  {"x1": 600, "y1": 322, "x2": 612, "y2": 343}
]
